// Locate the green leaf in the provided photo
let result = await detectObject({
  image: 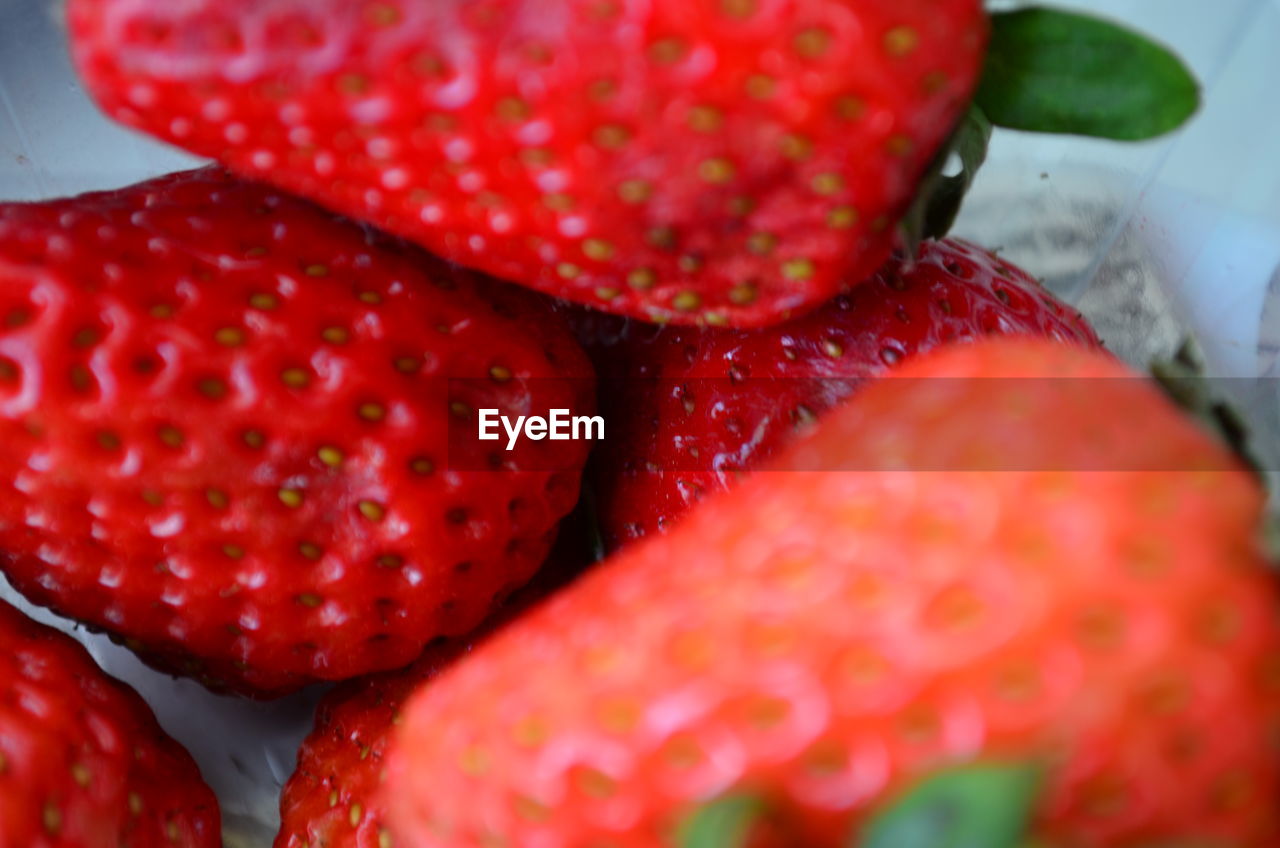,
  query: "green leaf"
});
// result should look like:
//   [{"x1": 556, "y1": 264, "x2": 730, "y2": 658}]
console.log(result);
[
  {"x1": 899, "y1": 106, "x2": 992, "y2": 253},
  {"x1": 679, "y1": 795, "x2": 768, "y2": 848},
  {"x1": 858, "y1": 762, "x2": 1040, "y2": 848},
  {"x1": 977, "y1": 7, "x2": 1200, "y2": 141}
]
